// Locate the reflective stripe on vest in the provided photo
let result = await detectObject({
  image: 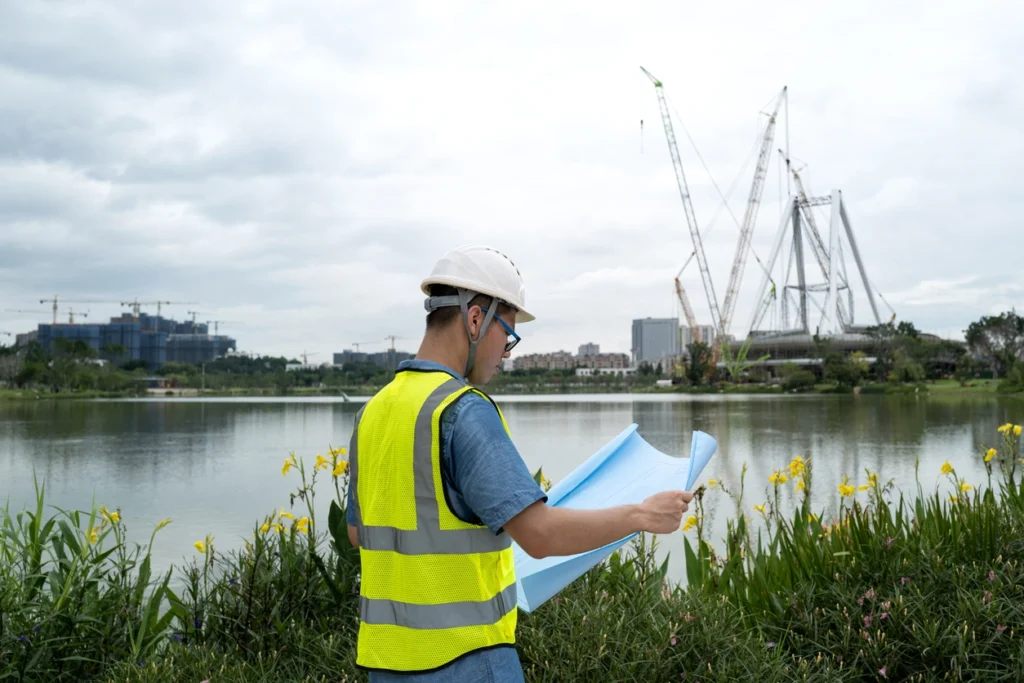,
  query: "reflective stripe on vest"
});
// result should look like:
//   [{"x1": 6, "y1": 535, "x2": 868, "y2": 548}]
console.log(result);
[{"x1": 351, "y1": 370, "x2": 517, "y2": 673}]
